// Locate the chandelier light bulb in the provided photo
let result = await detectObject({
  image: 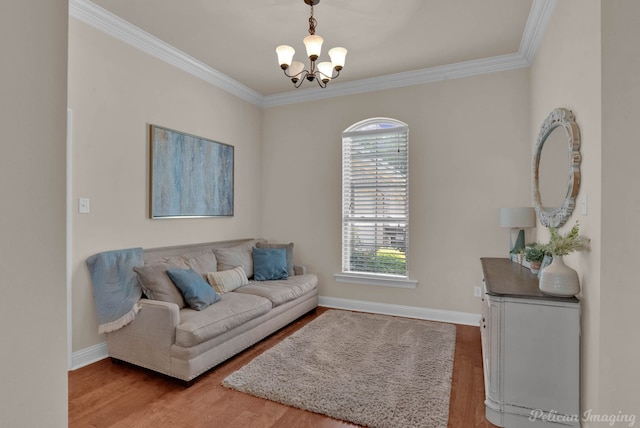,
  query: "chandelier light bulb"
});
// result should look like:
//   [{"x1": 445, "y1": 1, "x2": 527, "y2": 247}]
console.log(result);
[
  {"x1": 276, "y1": 45, "x2": 295, "y2": 69},
  {"x1": 317, "y1": 61, "x2": 333, "y2": 83},
  {"x1": 328, "y1": 47, "x2": 347, "y2": 71},
  {"x1": 303, "y1": 34, "x2": 323, "y2": 61},
  {"x1": 288, "y1": 61, "x2": 305, "y2": 82}
]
